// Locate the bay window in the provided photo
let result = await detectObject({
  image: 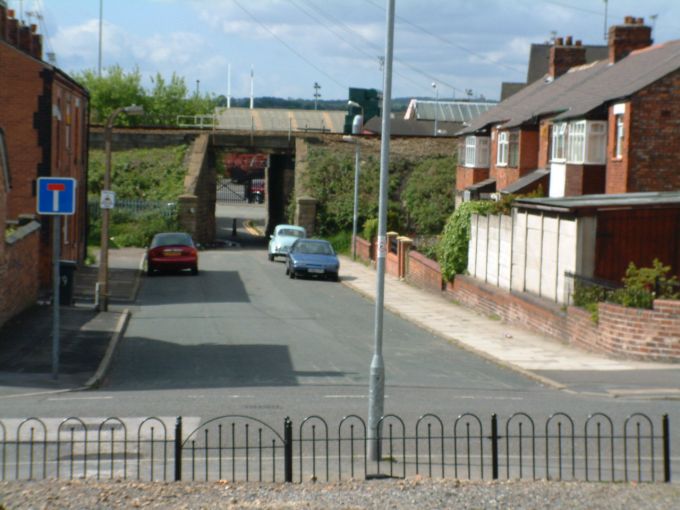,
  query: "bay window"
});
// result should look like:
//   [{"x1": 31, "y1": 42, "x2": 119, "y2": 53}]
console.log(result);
[{"x1": 464, "y1": 136, "x2": 490, "y2": 168}]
